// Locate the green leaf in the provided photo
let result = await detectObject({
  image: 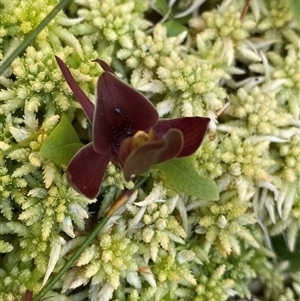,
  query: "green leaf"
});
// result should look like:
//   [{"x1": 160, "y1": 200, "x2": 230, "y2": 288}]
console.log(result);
[
  {"x1": 155, "y1": 0, "x2": 168, "y2": 15},
  {"x1": 40, "y1": 114, "x2": 83, "y2": 166},
  {"x1": 152, "y1": 157, "x2": 219, "y2": 201},
  {"x1": 164, "y1": 20, "x2": 187, "y2": 37},
  {"x1": 286, "y1": 0, "x2": 300, "y2": 28}
]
